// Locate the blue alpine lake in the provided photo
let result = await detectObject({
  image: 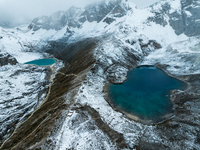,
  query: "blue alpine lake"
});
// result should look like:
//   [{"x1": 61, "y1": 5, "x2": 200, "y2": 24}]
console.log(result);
[
  {"x1": 107, "y1": 66, "x2": 187, "y2": 123},
  {"x1": 24, "y1": 58, "x2": 56, "y2": 66}
]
